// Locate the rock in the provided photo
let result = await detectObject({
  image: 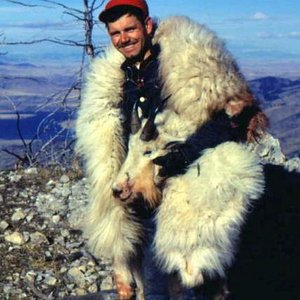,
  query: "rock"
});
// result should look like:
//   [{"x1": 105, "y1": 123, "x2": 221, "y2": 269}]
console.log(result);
[
  {"x1": 100, "y1": 276, "x2": 114, "y2": 290},
  {"x1": 60, "y1": 174, "x2": 70, "y2": 184},
  {"x1": 46, "y1": 179, "x2": 56, "y2": 187},
  {"x1": 88, "y1": 283, "x2": 99, "y2": 293},
  {"x1": 45, "y1": 251, "x2": 52, "y2": 260},
  {"x1": 24, "y1": 168, "x2": 38, "y2": 175},
  {"x1": 285, "y1": 157, "x2": 300, "y2": 172},
  {"x1": 52, "y1": 214, "x2": 61, "y2": 224},
  {"x1": 67, "y1": 267, "x2": 86, "y2": 288},
  {"x1": 252, "y1": 133, "x2": 300, "y2": 171},
  {"x1": 30, "y1": 232, "x2": 49, "y2": 245},
  {"x1": 60, "y1": 267, "x2": 68, "y2": 274},
  {"x1": 12, "y1": 272, "x2": 20, "y2": 283},
  {"x1": 44, "y1": 275, "x2": 57, "y2": 286},
  {"x1": 19, "y1": 190, "x2": 29, "y2": 198},
  {"x1": 22, "y1": 231, "x2": 30, "y2": 243},
  {"x1": 67, "y1": 283, "x2": 75, "y2": 291},
  {"x1": 78, "y1": 265, "x2": 87, "y2": 273},
  {"x1": 87, "y1": 260, "x2": 96, "y2": 267},
  {"x1": 25, "y1": 271, "x2": 36, "y2": 282},
  {"x1": 11, "y1": 209, "x2": 26, "y2": 222},
  {"x1": 55, "y1": 236, "x2": 65, "y2": 245},
  {"x1": 26, "y1": 212, "x2": 34, "y2": 223},
  {"x1": 36, "y1": 273, "x2": 43, "y2": 282},
  {"x1": 74, "y1": 288, "x2": 87, "y2": 295},
  {"x1": 61, "y1": 186, "x2": 72, "y2": 197},
  {"x1": 3, "y1": 284, "x2": 13, "y2": 294},
  {"x1": 61, "y1": 229, "x2": 70, "y2": 238},
  {"x1": 9, "y1": 174, "x2": 22, "y2": 183},
  {"x1": 58, "y1": 291, "x2": 67, "y2": 298},
  {"x1": 5, "y1": 232, "x2": 26, "y2": 245},
  {"x1": 36, "y1": 193, "x2": 67, "y2": 214},
  {"x1": 0, "y1": 194, "x2": 3, "y2": 202},
  {"x1": 0, "y1": 220, "x2": 9, "y2": 231}
]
